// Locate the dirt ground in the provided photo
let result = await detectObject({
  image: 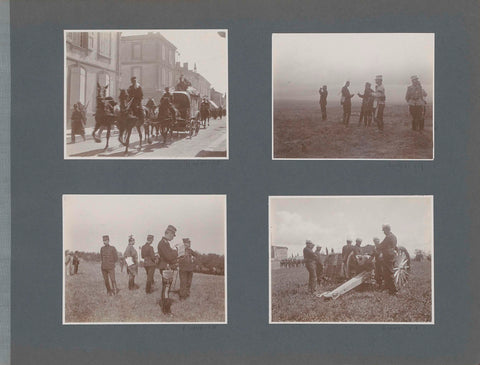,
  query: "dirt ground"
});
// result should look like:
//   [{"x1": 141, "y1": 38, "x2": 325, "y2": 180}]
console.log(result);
[
  {"x1": 64, "y1": 261, "x2": 225, "y2": 323},
  {"x1": 274, "y1": 100, "x2": 433, "y2": 159},
  {"x1": 271, "y1": 261, "x2": 432, "y2": 323}
]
